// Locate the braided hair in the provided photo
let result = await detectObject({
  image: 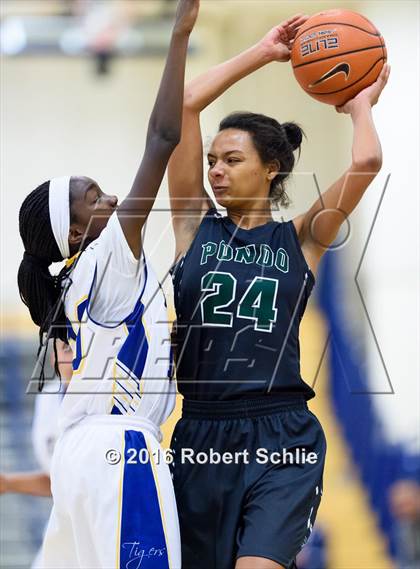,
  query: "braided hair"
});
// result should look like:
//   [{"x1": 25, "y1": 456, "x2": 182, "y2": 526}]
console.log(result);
[
  {"x1": 18, "y1": 181, "x2": 76, "y2": 389},
  {"x1": 219, "y1": 112, "x2": 305, "y2": 207}
]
